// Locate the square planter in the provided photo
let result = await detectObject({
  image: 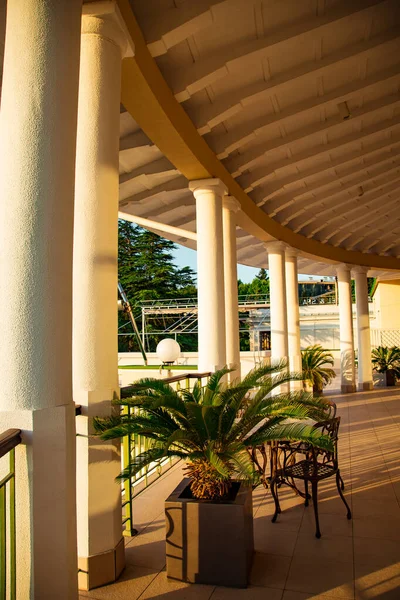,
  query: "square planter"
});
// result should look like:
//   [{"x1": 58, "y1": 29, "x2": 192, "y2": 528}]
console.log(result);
[{"x1": 165, "y1": 477, "x2": 254, "y2": 588}]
